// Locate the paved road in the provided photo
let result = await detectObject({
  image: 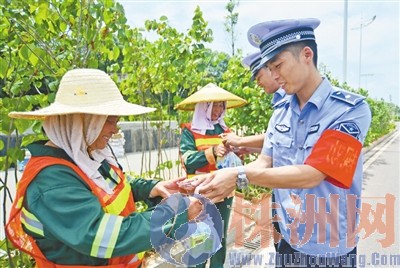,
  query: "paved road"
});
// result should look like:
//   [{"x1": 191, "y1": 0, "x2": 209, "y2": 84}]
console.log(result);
[{"x1": 358, "y1": 128, "x2": 400, "y2": 267}]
